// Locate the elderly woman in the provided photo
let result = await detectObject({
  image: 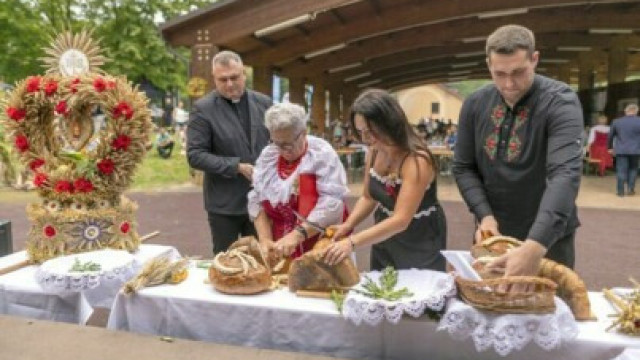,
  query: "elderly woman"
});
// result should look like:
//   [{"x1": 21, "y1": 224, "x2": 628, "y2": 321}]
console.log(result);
[{"x1": 248, "y1": 103, "x2": 348, "y2": 259}]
